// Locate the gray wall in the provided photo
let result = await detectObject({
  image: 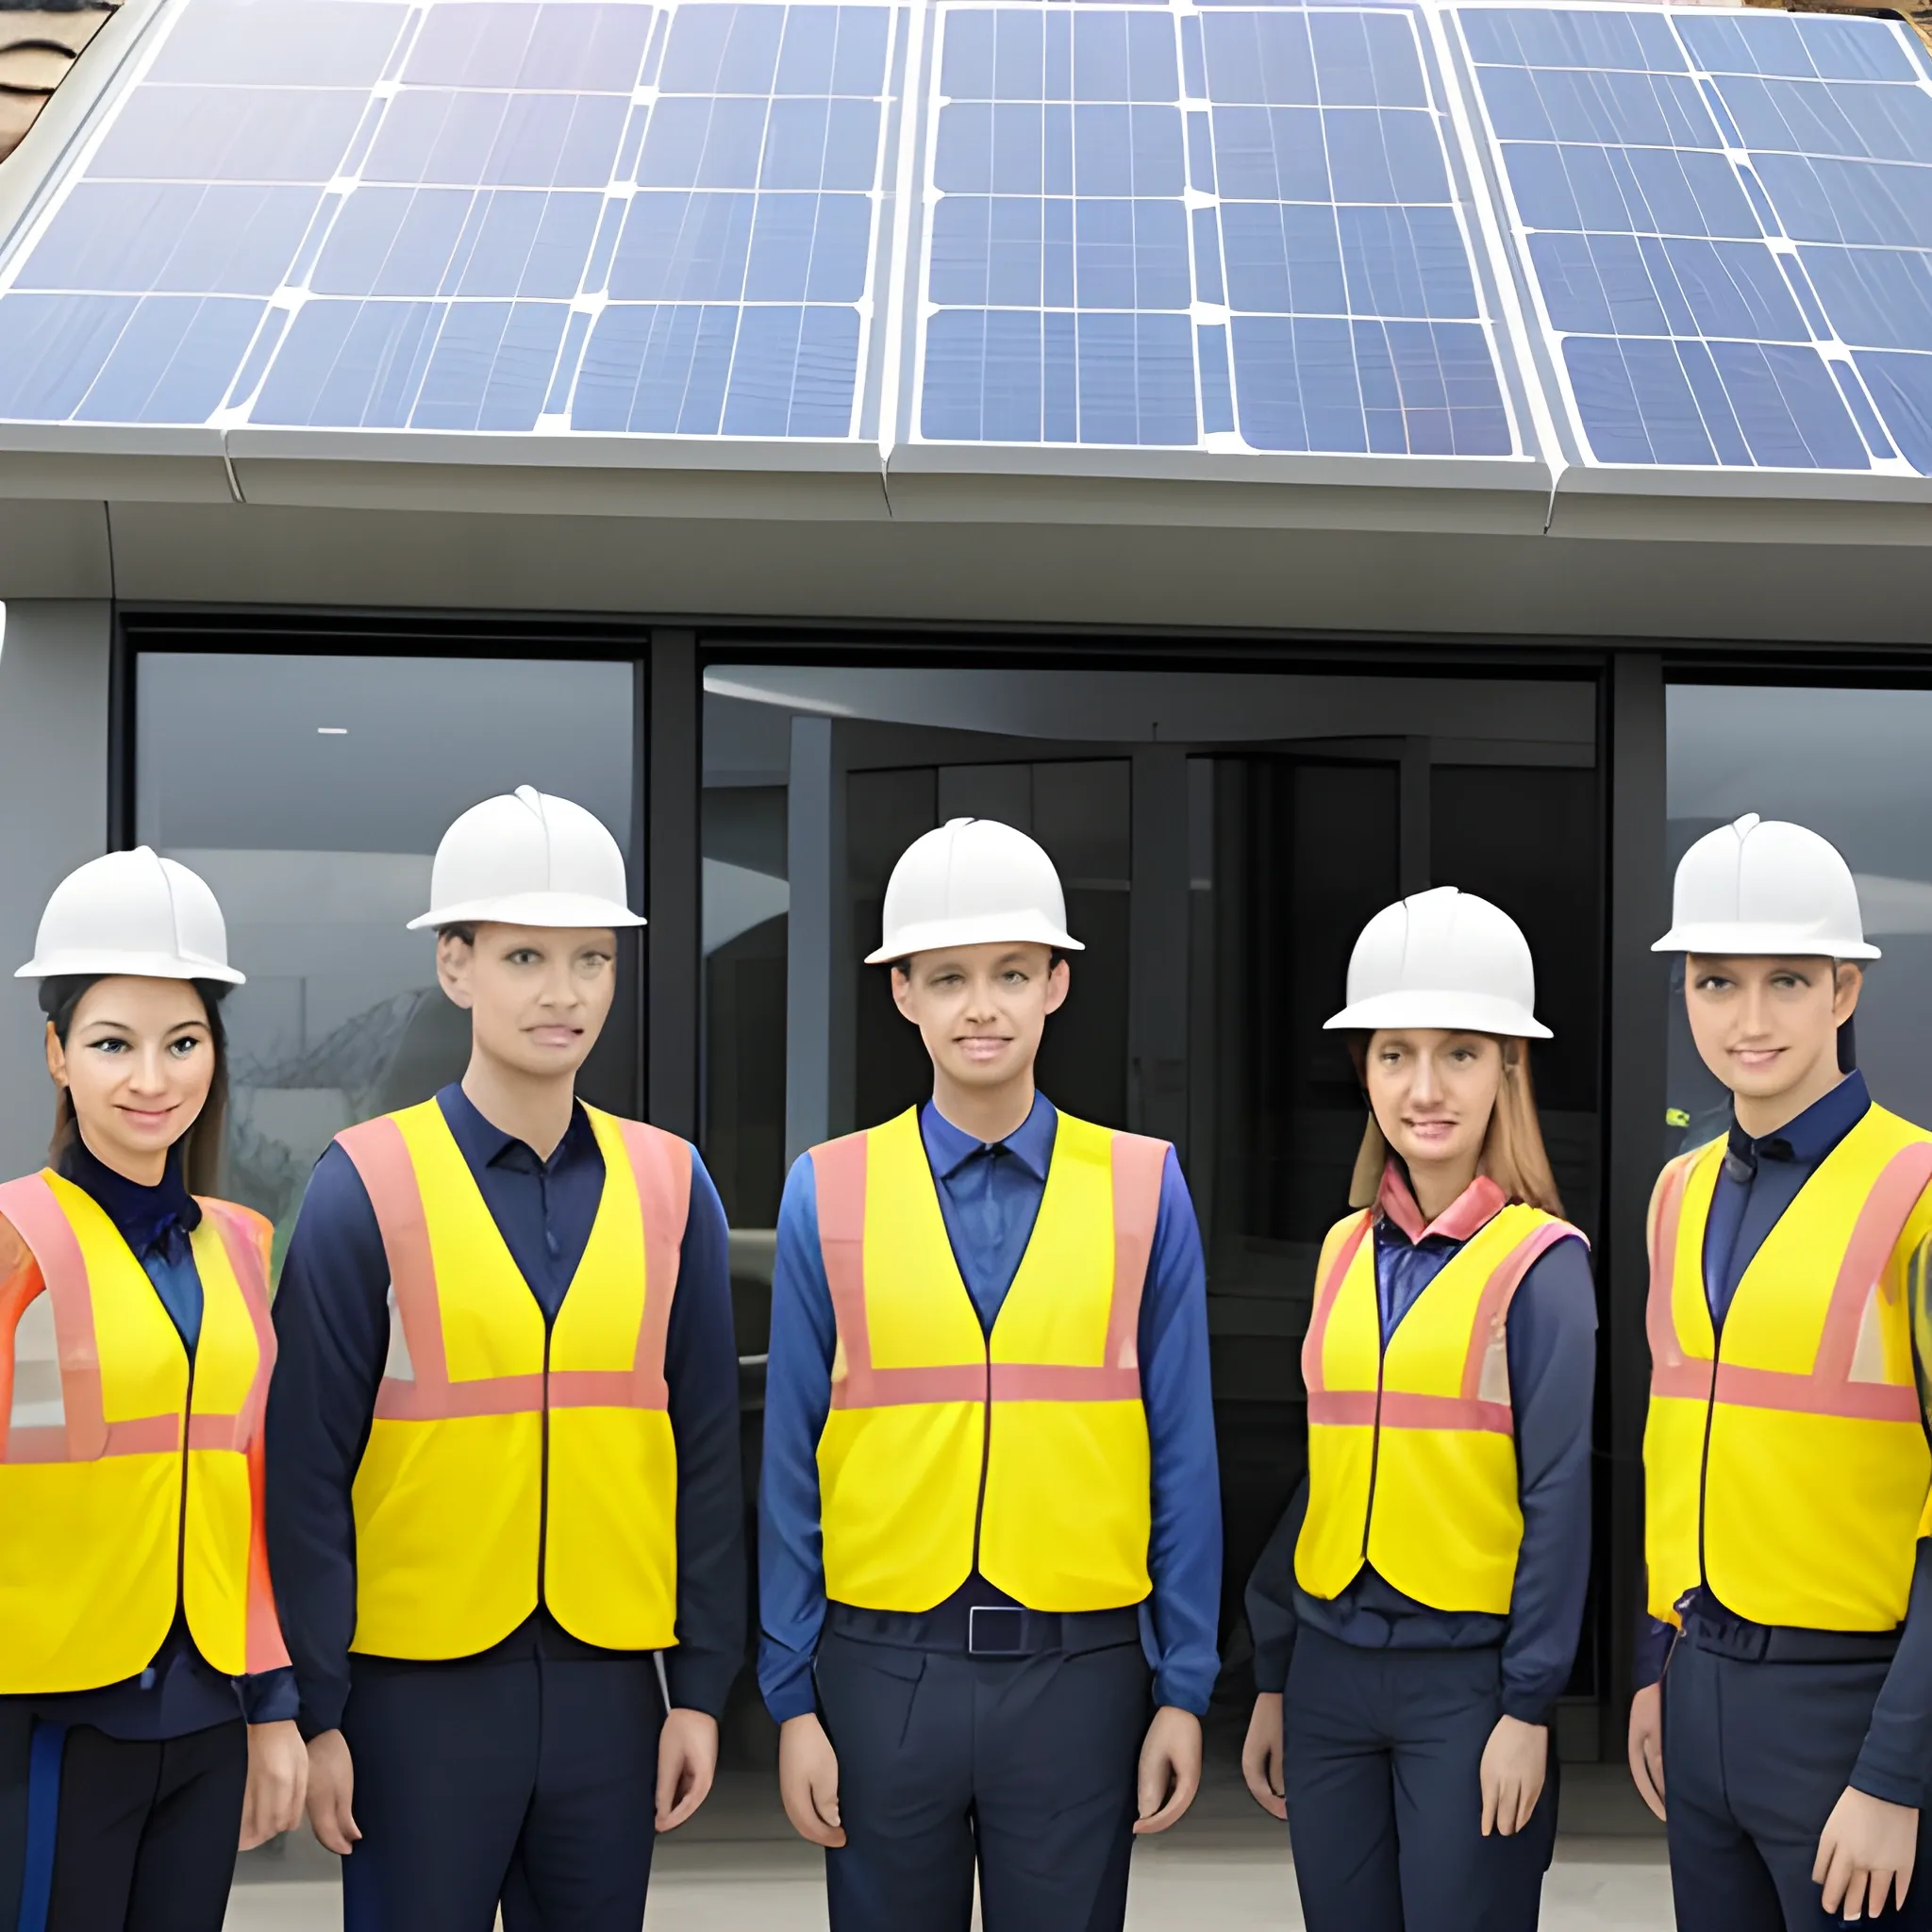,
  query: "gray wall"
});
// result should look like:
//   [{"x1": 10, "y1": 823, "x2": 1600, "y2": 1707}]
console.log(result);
[{"x1": 0, "y1": 601, "x2": 111, "y2": 1177}]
